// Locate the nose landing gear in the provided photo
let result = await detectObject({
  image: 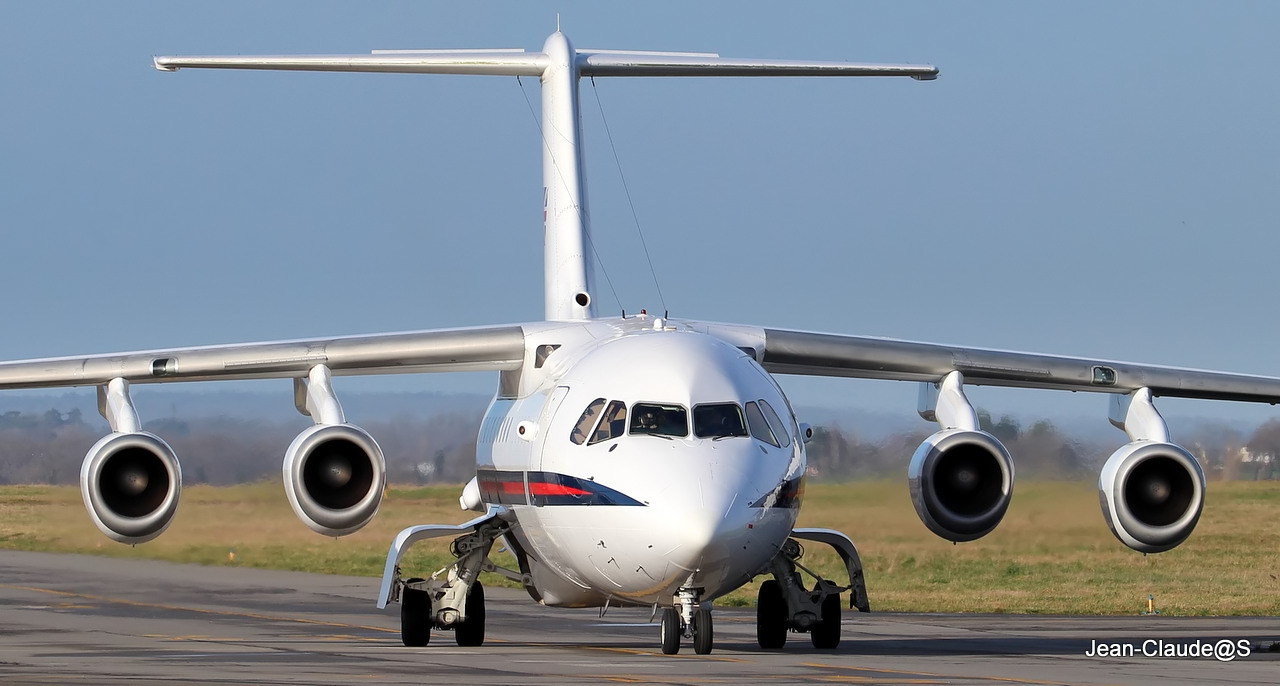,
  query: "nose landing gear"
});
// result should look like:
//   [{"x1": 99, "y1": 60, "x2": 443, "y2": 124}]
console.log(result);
[{"x1": 659, "y1": 587, "x2": 714, "y2": 655}]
